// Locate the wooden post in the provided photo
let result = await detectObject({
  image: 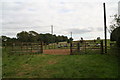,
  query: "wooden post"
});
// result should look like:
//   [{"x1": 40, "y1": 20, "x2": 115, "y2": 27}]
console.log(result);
[
  {"x1": 36, "y1": 43, "x2": 38, "y2": 54},
  {"x1": 85, "y1": 41, "x2": 87, "y2": 54},
  {"x1": 77, "y1": 42, "x2": 80, "y2": 52},
  {"x1": 21, "y1": 42, "x2": 23, "y2": 51},
  {"x1": 70, "y1": 42, "x2": 73, "y2": 55},
  {"x1": 40, "y1": 42, "x2": 43, "y2": 53},
  {"x1": 27, "y1": 43, "x2": 28, "y2": 52},
  {"x1": 45, "y1": 44, "x2": 46, "y2": 49},
  {"x1": 100, "y1": 40, "x2": 104, "y2": 54},
  {"x1": 31, "y1": 43, "x2": 32, "y2": 53},
  {"x1": 54, "y1": 43, "x2": 55, "y2": 49},
  {"x1": 39, "y1": 42, "x2": 41, "y2": 53}
]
